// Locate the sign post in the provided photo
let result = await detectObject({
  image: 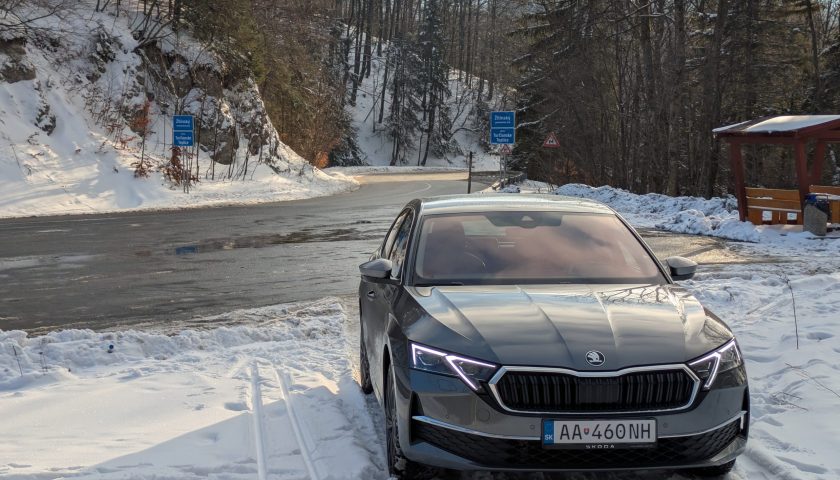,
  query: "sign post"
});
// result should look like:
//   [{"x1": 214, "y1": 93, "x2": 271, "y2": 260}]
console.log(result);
[
  {"x1": 173, "y1": 115, "x2": 194, "y2": 147},
  {"x1": 490, "y1": 111, "x2": 515, "y2": 146},
  {"x1": 467, "y1": 151, "x2": 473, "y2": 194},
  {"x1": 490, "y1": 111, "x2": 515, "y2": 185}
]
